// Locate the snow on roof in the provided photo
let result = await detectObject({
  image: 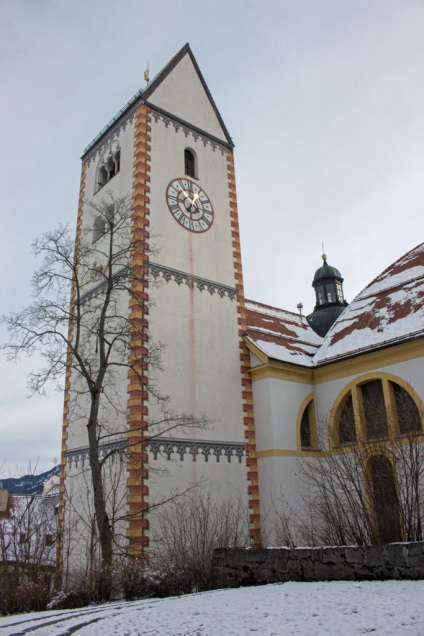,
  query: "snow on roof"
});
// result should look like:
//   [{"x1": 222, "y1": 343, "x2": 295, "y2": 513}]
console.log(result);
[
  {"x1": 245, "y1": 300, "x2": 323, "y2": 367},
  {"x1": 315, "y1": 242, "x2": 424, "y2": 365}
]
